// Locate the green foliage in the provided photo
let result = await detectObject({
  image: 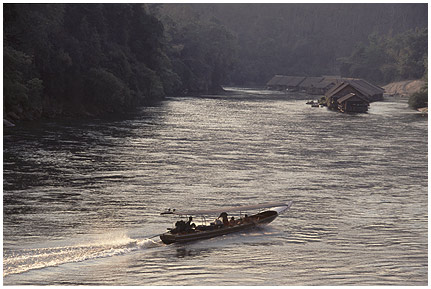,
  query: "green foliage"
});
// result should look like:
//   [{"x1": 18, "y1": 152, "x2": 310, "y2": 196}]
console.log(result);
[
  {"x1": 3, "y1": 3, "x2": 182, "y2": 119},
  {"x1": 4, "y1": 78, "x2": 29, "y2": 109},
  {"x1": 339, "y1": 28, "x2": 428, "y2": 84},
  {"x1": 408, "y1": 83, "x2": 428, "y2": 109},
  {"x1": 3, "y1": 3, "x2": 429, "y2": 121},
  {"x1": 160, "y1": 10, "x2": 237, "y2": 93},
  {"x1": 26, "y1": 78, "x2": 44, "y2": 108},
  {"x1": 3, "y1": 46, "x2": 43, "y2": 113},
  {"x1": 159, "y1": 3, "x2": 427, "y2": 85},
  {"x1": 84, "y1": 68, "x2": 129, "y2": 112}
]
